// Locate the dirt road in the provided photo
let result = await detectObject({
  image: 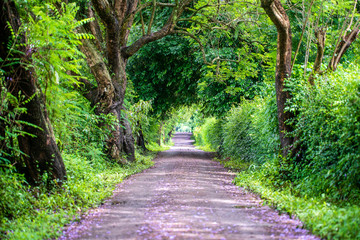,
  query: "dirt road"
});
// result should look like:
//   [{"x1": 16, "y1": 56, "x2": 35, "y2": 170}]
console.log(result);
[{"x1": 60, "y1": 133, "x2": 318, "y2": 240}]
